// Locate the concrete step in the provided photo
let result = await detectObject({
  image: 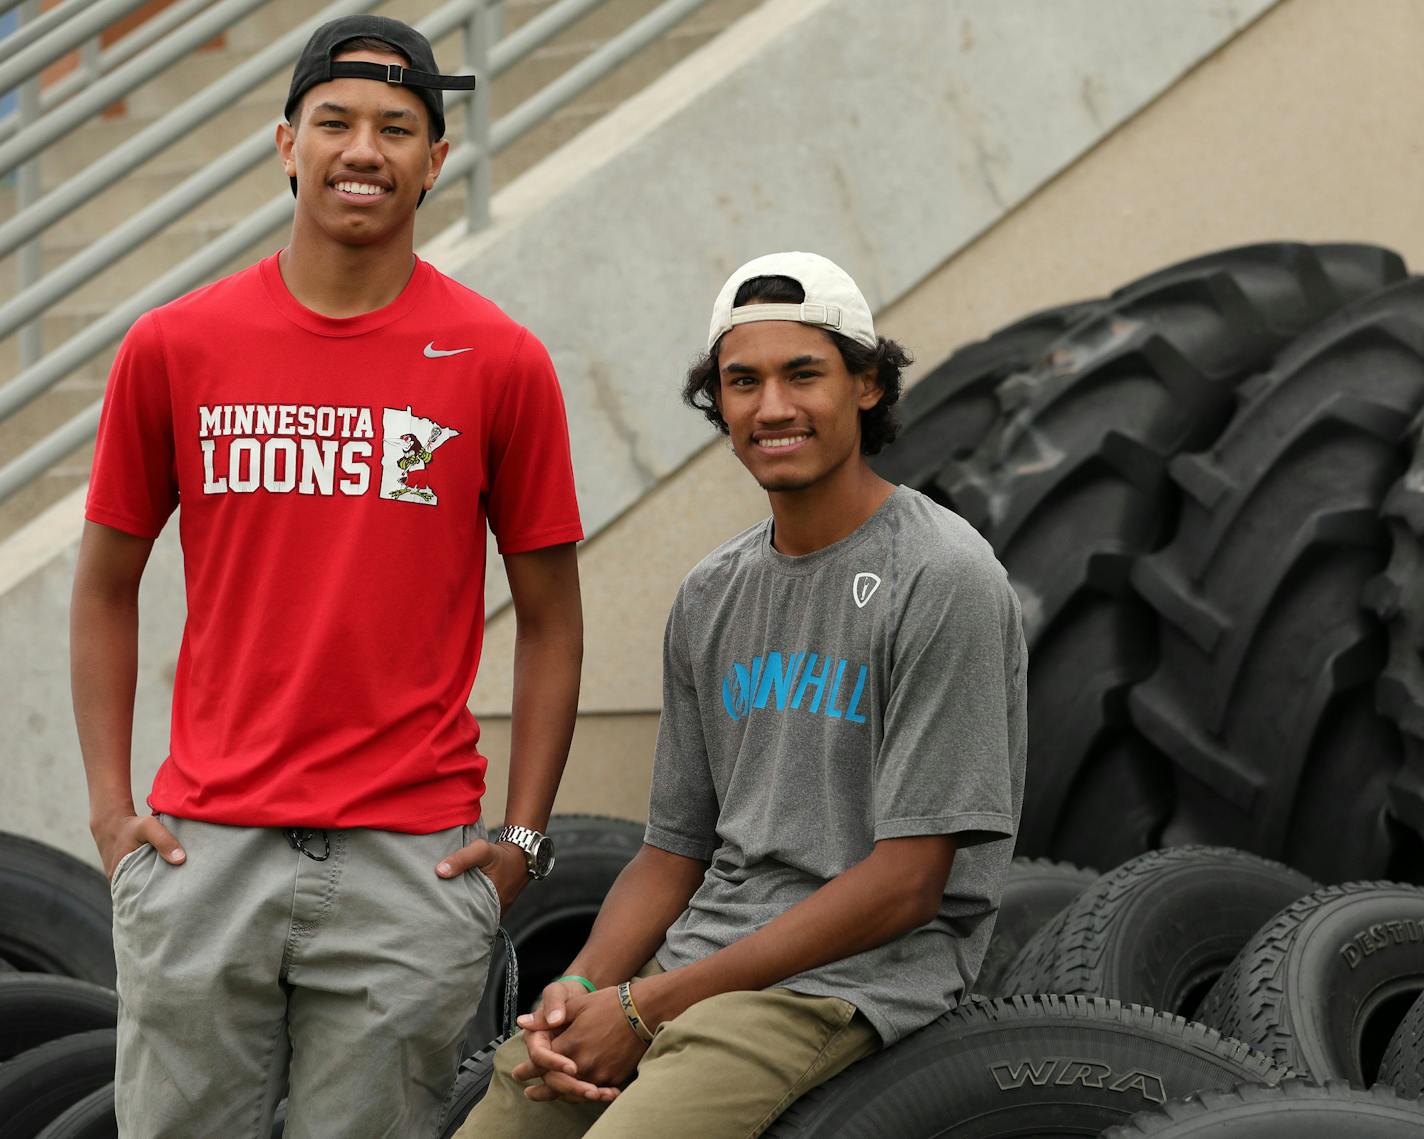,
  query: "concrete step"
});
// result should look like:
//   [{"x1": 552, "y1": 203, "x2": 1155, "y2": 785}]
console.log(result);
[
  {"x1": 50, "y1": 156, "x2": 283, "y2": 245},
  {"x1": 0, "y1": 439, "x2": 93, "y2": 539},
  {"x1": 489, "y1": 9, "x2": 740, "y2": 112},
  {"x1": 0, "y1": 380, "x2": 98, "y2": 476},
  {"x1": 496, "y1": 0, "x2": 557, "y2": 36},
  {"x1": 491, "y1": 98, "x2": 610, "y2": 184},
  {"x1": 502, "y1": 0, "x2": 716, "y2": 45},
  {"x1": 1, "y1": 215, "x2": 281, "y2": 378},
  {"x1": 219, "y1": 0, "x2": 600, "y2": 52},
  {"x1": 33, "y1": 116, "x2": 151, "y2": 184},
  {"x1": 0, "y1": 317, "x2": 120, "y2": 390},
  {"x1": 36, "y1": 102, "x2": 281, "y2": 184},
  {"x1": 121, "y1": 43, "x2": 292, "y2": 120},
  {"x1": 219, "y1": 0, "x2": 407, "y2": 51},
  {"x1": 22, "y1": 12, "x2": 730, "y2": 242},
  {"x1": 215, "y1": 0, "x2": 556, "y2": 54},
  {"x1": 0, "y1": 3, "x2": 743, "y2": 309}
]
